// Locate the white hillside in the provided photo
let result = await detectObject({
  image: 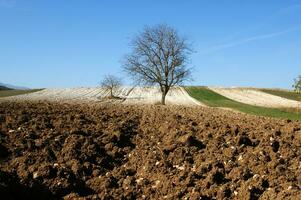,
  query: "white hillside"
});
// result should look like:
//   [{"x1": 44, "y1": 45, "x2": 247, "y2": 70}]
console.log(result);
[
  {"x1": 209, "y1": 87, "x2": 301, "y2": 108},
  {"x1": 4, "y1": 86, "x2": 203, "y2": 106}
]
